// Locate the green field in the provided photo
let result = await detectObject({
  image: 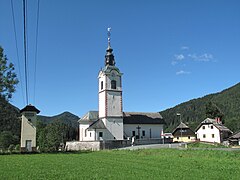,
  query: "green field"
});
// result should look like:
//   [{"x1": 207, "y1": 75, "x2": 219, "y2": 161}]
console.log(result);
[{"x1": 1, "y1": 149, "x2": 240, "y2": 179}]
